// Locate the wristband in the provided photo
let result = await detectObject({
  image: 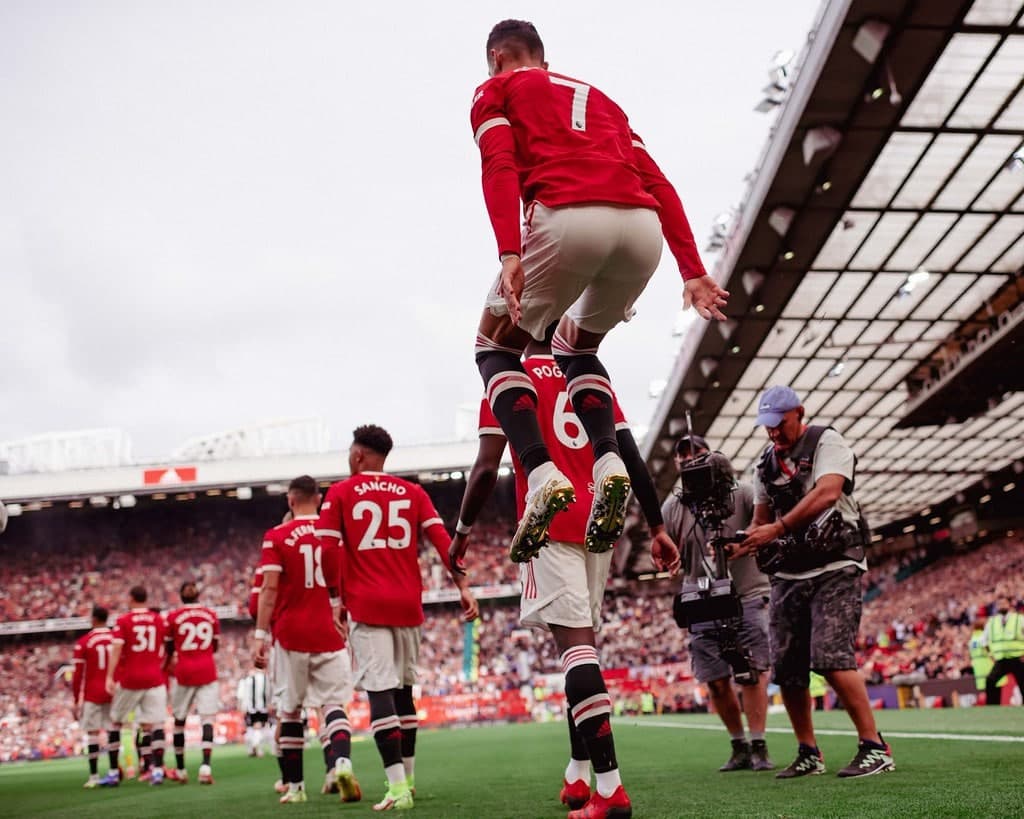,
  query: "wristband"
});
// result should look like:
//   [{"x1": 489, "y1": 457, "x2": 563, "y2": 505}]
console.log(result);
[
  {"x1": 778, "y1": 518, "x2": 790, "y2": 536},
  {"x1": 253, "y1": 629, "x2": 268, "y2": 640},
  {"x1": 499, "y1": 252, "x2": 521, "y2": 263},
  {"x1": 455, "y1": 519, "x2": 473, "y2": 536},
  {"x1": 329, "y1": 597, "x2": 342, "y2": 609}
]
